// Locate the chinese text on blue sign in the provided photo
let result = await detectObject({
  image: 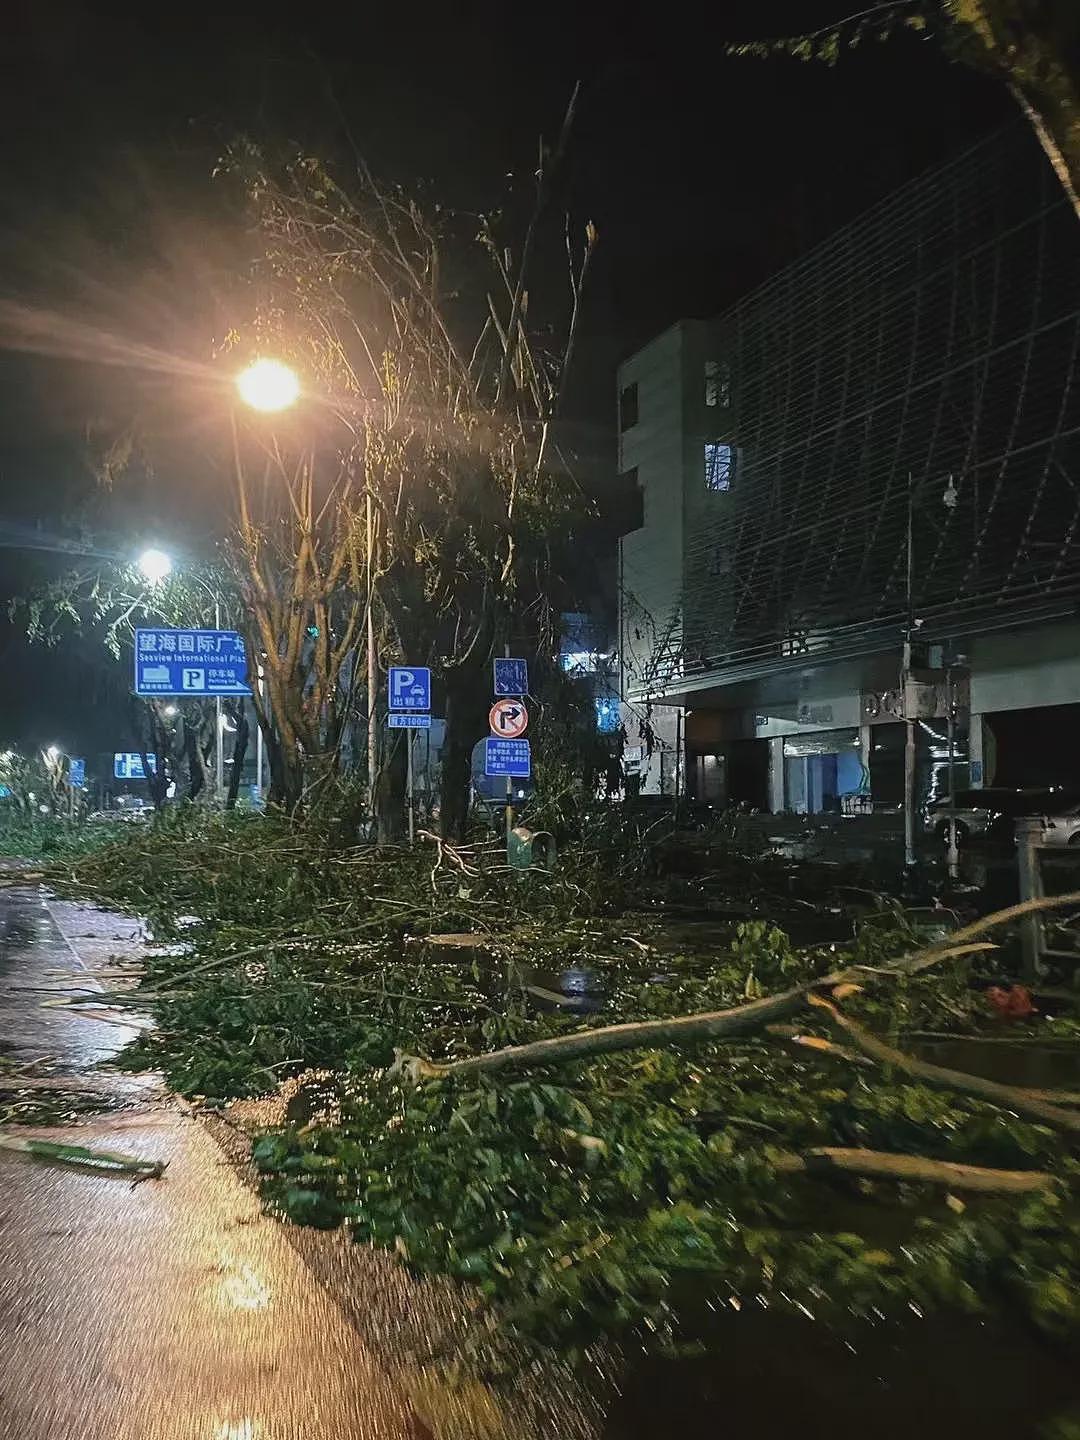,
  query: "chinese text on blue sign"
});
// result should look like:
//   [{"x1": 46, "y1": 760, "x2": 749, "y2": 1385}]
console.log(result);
[
  {"x1": 114, "y1": 753, "x2": 157, "y2": 780},
  {"x1": 388, "y1": 713, "x2": 433, "y2": 729},
  {"x1": 493, "y1": 658, "x2": 528, "y2": 697},
  {"x1": 484, "y1": 737, "x2": 531, "y2": 778},
  {"x1": 69, "y1": 758, "x2": 86, "y2": 789},
  {"x1": 134, "y1": 630, "x2": 252, "y2": 697},
  {"x1": 388, "y1": 667, "x2": 431, "y2": 711}
]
